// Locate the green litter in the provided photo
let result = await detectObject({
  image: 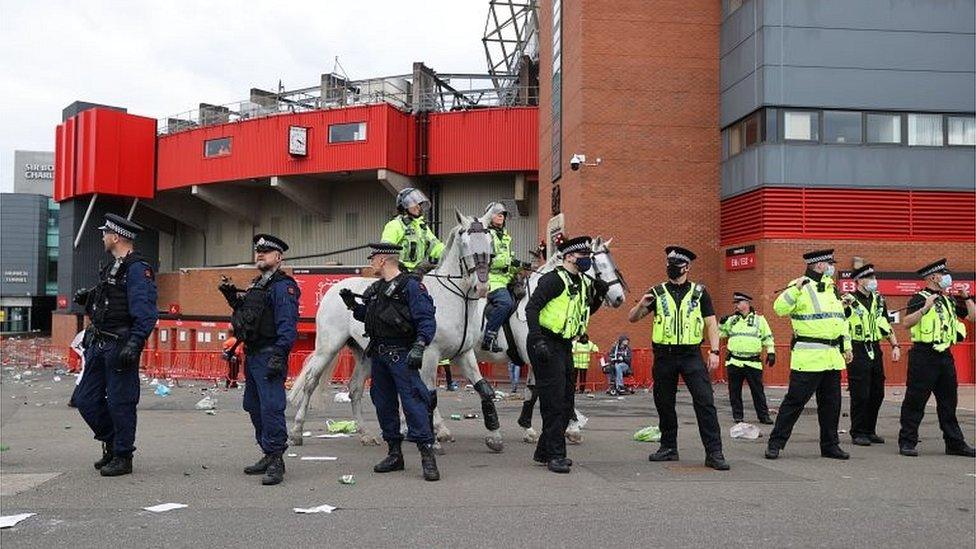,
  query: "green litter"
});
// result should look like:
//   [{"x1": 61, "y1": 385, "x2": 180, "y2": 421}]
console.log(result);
[
  {"x1": 0, "y1": 444, "x2": 9, "y2": 452},
  {"x1": 450, "y1": 413, "x2": 462, "y2": 421},
  {"x1": 326, "y1": 419, "x2": 358, "y2": 433},
  {"x1": 339, "y1": 474, "x2": 356, "y2": 485},
  {"x1": 633, "y1": 426, "x2": 661, "y2": 443}
]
